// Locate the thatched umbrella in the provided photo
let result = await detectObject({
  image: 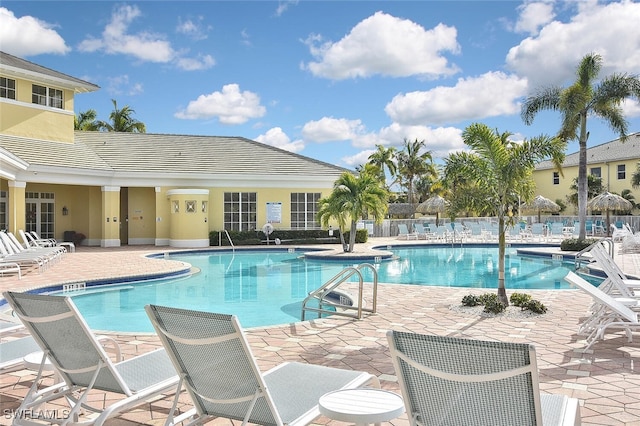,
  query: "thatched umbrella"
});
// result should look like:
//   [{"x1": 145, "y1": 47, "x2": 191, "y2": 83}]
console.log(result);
[
  {"x1": 416, "y1": 195, "x2": 449, "y2": 226},
  {"x1": 387, "y1": 203, "x2": 416, "y2": 218},
  {"x1": 588, "y1": 192, "x2": 633, "y2": 236},
  {"x1": 523, "y1": 195, "x2": 560, "y2": 223}
]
